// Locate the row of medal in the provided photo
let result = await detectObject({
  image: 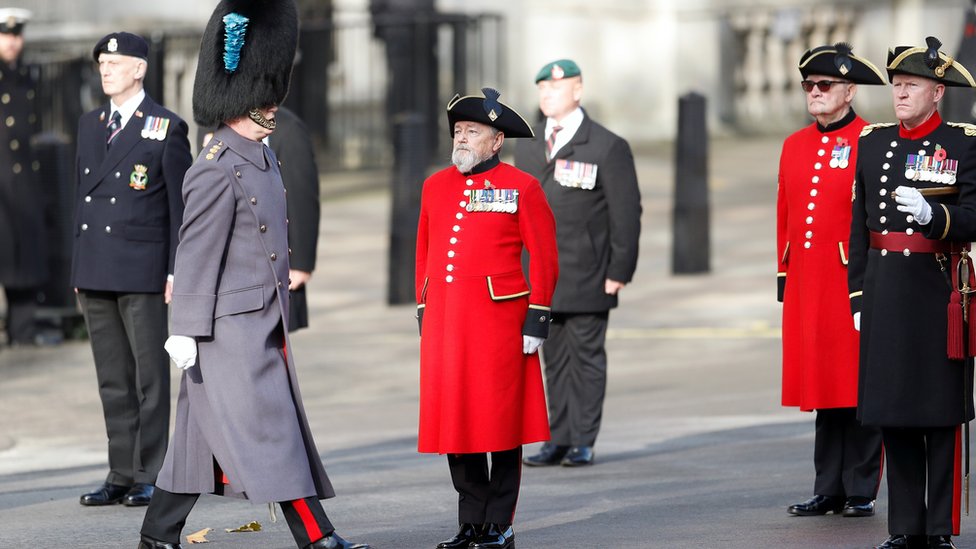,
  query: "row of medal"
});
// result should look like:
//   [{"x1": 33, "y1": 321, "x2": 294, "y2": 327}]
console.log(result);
[
  {"x1": 904, "y1": 153, "x2": 957, "y2": 184},
  {"x1": 829, "y1": 143, "x2": 851, "y2": 169},
  {"x1": 466, "y1": 188, "x2": 519, "y2": 213},
  {"x1": 141, "y1": 116, "x2": 170, "y2": 141}
]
